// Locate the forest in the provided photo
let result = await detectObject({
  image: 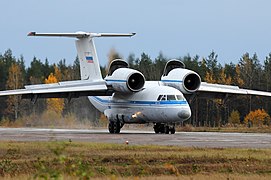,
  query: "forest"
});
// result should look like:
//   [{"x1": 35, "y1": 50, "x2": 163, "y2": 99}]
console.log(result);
[{"x1": 0, "y1": 48, "x2": 271, "y2": 127}]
